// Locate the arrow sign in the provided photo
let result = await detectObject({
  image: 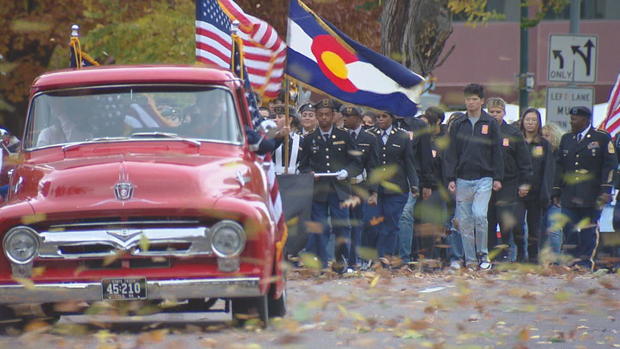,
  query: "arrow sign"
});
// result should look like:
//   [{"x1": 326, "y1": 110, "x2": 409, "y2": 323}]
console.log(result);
[
  {"x1": 571, "y1": 39, "x2": 595, "y2": 76},
  {"x1": 552, "y1": 50, "x2": 564, "y2": 69}
]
